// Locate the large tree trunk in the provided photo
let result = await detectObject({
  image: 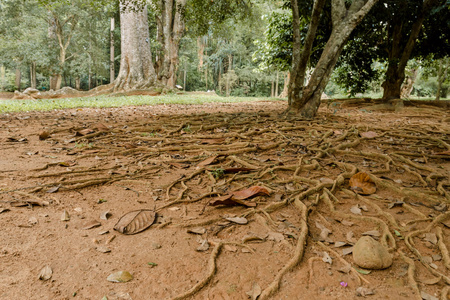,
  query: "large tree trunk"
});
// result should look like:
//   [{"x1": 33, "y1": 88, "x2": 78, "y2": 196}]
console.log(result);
[
  {"x1": 114, "y1": 1, "x2": 156, "y2": 91},
  {"x1": 290, "y1": 0, "x2": 379, "y2": 119},
  {"x1": 110, "y1": 17, "x2": 115, "y2": 83},
  {"x1": 157, "y1": 0, "x2": 187, "y2": 88},
  {"x1": 381, "y1": 0, "x2": 438, "y2": 100}
]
